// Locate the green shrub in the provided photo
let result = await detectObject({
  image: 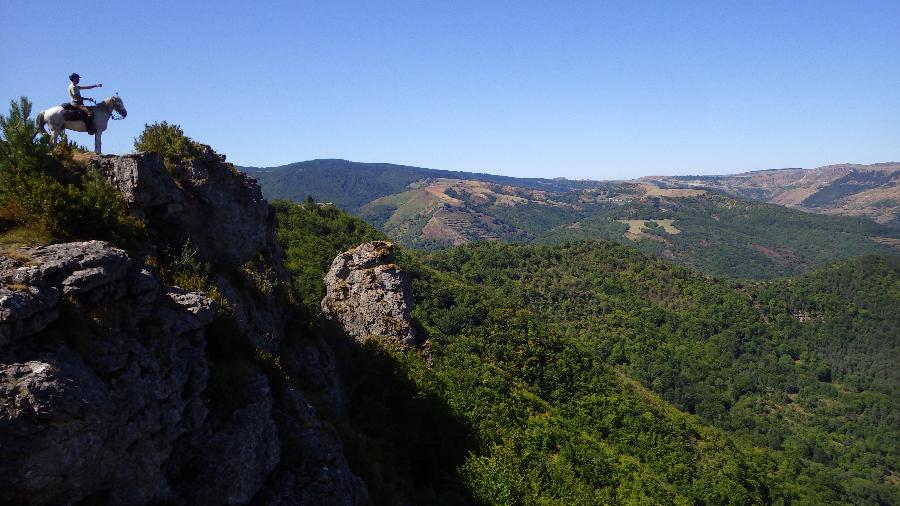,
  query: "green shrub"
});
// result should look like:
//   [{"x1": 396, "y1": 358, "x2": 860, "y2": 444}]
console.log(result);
[{"x1": 133, "y1": 121, "x2": 204, "y2": 162}]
